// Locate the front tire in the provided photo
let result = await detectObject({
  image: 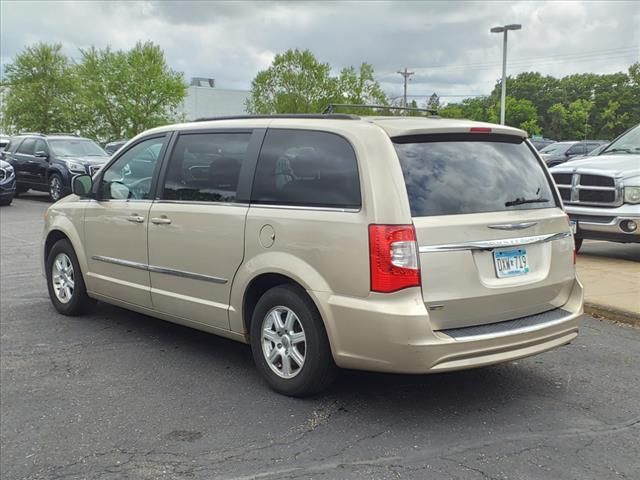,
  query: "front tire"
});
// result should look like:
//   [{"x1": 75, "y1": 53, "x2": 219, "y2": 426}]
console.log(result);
[
  {"x1": 574, "y1": 237, "x2": 583, "y2": 253},
  {"x1": 250, "y1": 284, "x2": 336, "y2": 397},
  {"x1": 48, "y1": 173, "x2": 64, "y2": 202},
  {"x1": 0, "y1": 197, "x2": 12, "y2": 206},
  {"x1": 46, "y1": 239, "x2": 94, "y2": 315}
]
